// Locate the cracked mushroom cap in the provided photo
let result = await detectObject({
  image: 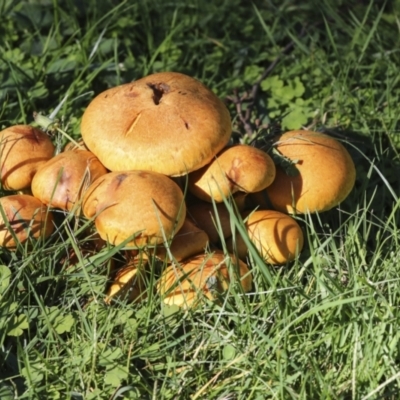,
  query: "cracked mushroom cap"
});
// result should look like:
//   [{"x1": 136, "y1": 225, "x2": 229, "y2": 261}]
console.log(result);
[
  {"x1": 0, "y1": 194, "x2": 54, "y2": 248},
  {"x1": 82, "y1": 170, "x2": 186, "y2": 247},
  {"x1": 0, "y1": 125, "x2": 55, "y2": 191},
  {"x1": 31, "y1": 150, "x2": 108, "y2": 211},
  {"x1": 188, "y1": 144, "x2": 276, "y2": 203},
  {"x1": 157, "y1": 250, "x2": 252, "y2": 309},
  {"x1": 80, "y1": 72, "x2": 232, "y2": 176},
  {"x1": 264, "y1": 130, "x2": 356, "y2": 214}
]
